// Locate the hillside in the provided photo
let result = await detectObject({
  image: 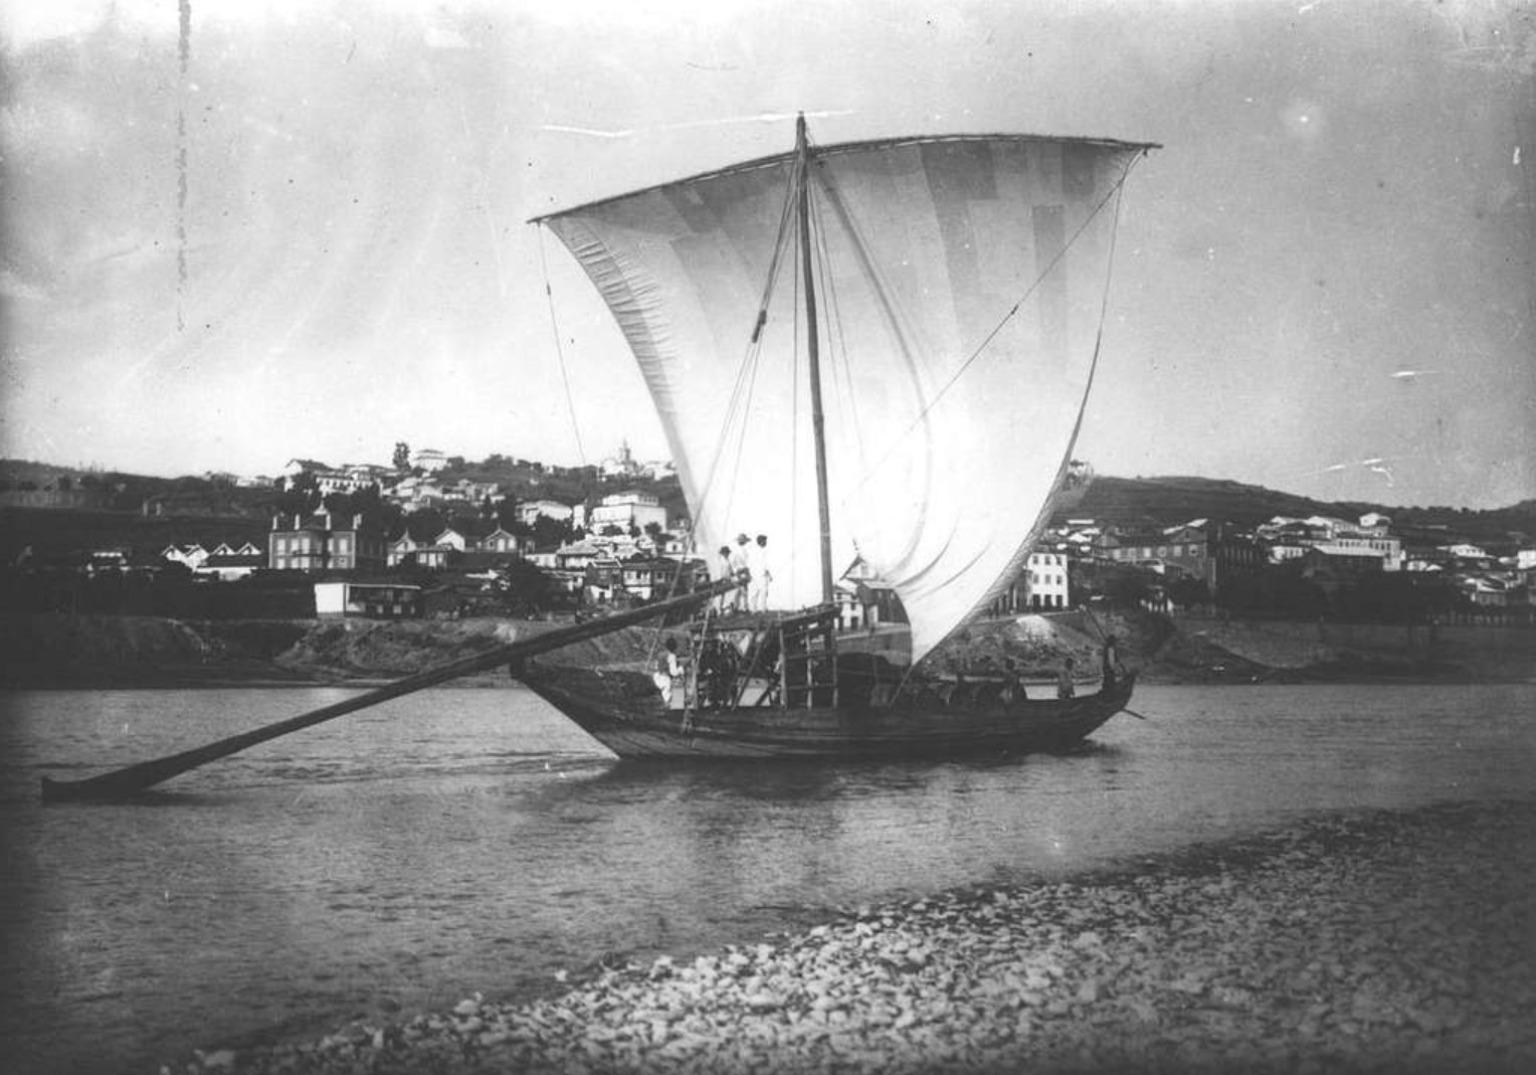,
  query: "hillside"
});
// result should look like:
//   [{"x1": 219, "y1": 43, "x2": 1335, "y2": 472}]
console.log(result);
[
  {"x1": 5, "y1": 457, "x2": 1533, "y2": 563},
  {"x1": 1055, "y1": 476, "x2": 1536, "y2": 547},
  {"x1": 1, "y1": 506, "x2": 271, "y2": 561}
]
